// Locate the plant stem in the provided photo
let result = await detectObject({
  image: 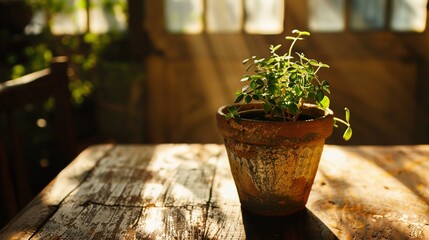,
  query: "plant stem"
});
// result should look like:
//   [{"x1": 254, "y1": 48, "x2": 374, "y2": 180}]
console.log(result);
[{"x1": 334, "y1": 117, "x2": 350, "y2": 127}]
